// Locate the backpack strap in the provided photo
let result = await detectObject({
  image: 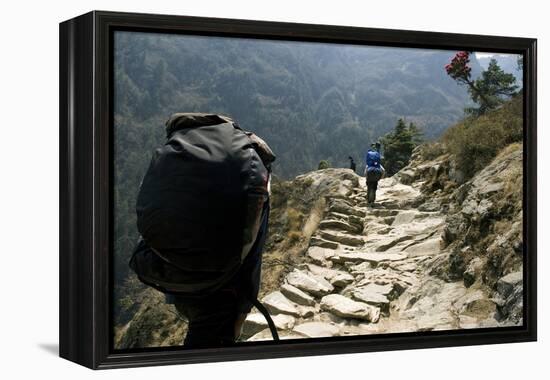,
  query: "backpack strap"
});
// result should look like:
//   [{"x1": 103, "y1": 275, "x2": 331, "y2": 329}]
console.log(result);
[{"x1": 246, "y1": 294, "x2": 280, "y2": 341}]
